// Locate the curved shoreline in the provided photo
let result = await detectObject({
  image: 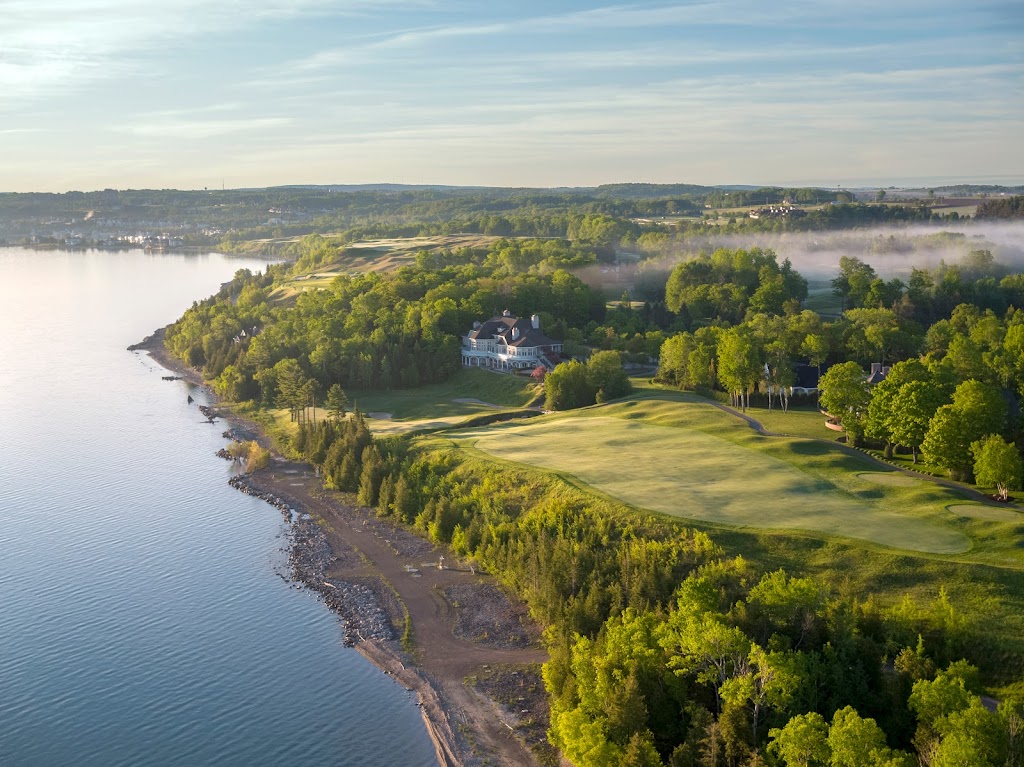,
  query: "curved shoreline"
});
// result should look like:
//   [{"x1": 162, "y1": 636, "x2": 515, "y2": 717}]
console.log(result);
[{"x1": 130, "y1": 328, "x2": 547, "y2": 767}]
